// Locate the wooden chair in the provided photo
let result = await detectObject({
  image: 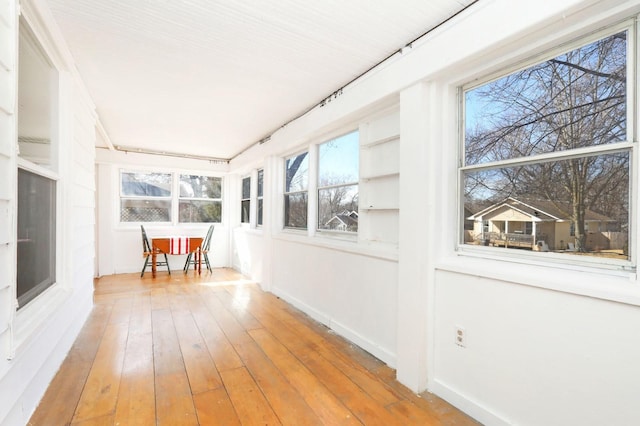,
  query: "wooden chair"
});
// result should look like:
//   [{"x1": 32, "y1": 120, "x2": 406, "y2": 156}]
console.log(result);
[
  {"x1": 141, "y1": 225, "x2": 170, "y2": 276},
  {"x1": 184, "y1": 225, "x2": 214, "y2": 273}
]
